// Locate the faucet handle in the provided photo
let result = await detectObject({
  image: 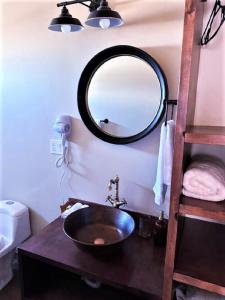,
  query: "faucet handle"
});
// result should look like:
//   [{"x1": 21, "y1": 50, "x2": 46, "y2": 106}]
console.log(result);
[
  {"x1": 120, "y1": 198, "x2": 127, "y2": 207},
  {"x1": 115, "y1": 198, "x2": 127, "y2": 209},
  {"x1": 106, "y1": 195, "x2": 114, "y2": 206},
  {"x1": 114, "y1": 175, "x2": 119, "y2": 182},
  {"x1": 108, "y1": 182, "x2": 112, "y2": 191}
]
